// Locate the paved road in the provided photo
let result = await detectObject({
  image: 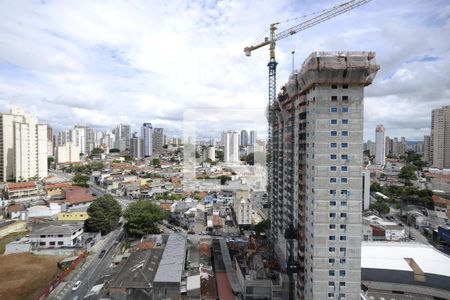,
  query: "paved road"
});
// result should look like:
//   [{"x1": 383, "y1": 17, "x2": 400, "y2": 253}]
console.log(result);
[{"x1": 53, "y1": 228, "x2": 123, "y2": 300}]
